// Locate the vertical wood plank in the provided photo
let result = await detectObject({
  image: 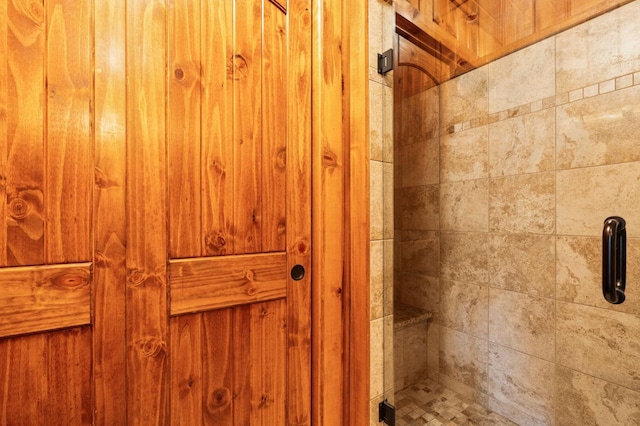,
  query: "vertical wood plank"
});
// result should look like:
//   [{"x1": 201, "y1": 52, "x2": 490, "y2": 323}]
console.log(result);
[
  {"x1": 0, "y1": 0, "x2": 7, "y2": 265},
  {"x1": 6, "y1": 0, "x2": 45, "y2": 266},
  {"x1": 201, "y1": 0, "x2": 234, "y2": 256},
  {"x1": 234, "y1": 0, "x2": 263, "y2": 255},
  {"x1": 202, "y1": 308, "x2": 234, "y2": 426},
  {"x1": 93, "y1": 0, "x2": 127, "y2": 422},
  {"x1": 312, "y1": 0, "x2": 345, "y2": 422},
  {"x1": 252, "y1": 300, "x2": 287, "y2": 425},
  {"x1": 126, "y1": 0, "x2": 168, "y2": 422},
  {"x1": 262, "y1": 3, "x2": 287, "y2": 253},
  {"x1": 168, "y1": 0, "x2": 201, "y2": 259},
  {"x1": 170, "y1": 314, "x2": 203, "y2": 425},
  {"x1": 47, "y1": 327, "x2": 92, "y2": 424},
  {"x1": 0, "y1": 334, "x2": 48, "y2": 423},
  {"x1": 344, "y1": 0, "x2": 370, "y2": 422},
  {"x1": 45, "y1": 0, "x2": 91, "y2": 264},
  {"x1": 287, "y1": 0, "x2": 312, "y2": 423},
  {"x1": 232, "y1": 305, "x2": 252, "y2": 425}
]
